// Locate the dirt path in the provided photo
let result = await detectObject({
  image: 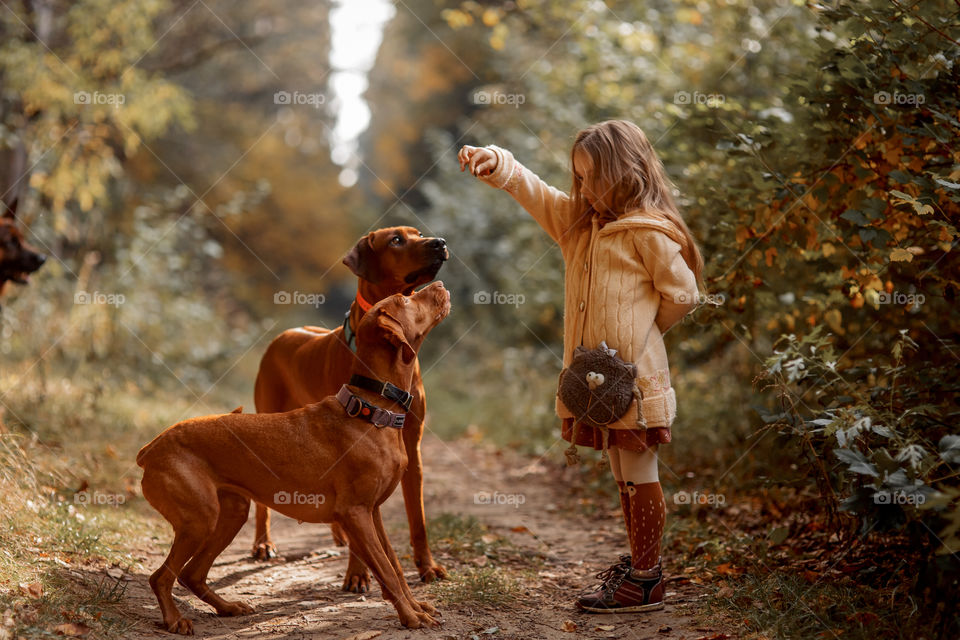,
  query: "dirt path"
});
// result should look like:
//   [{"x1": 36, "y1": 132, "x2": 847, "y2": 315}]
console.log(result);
[{"x1": 116, "y1": 434, "x2": 733, "y2": 639}]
